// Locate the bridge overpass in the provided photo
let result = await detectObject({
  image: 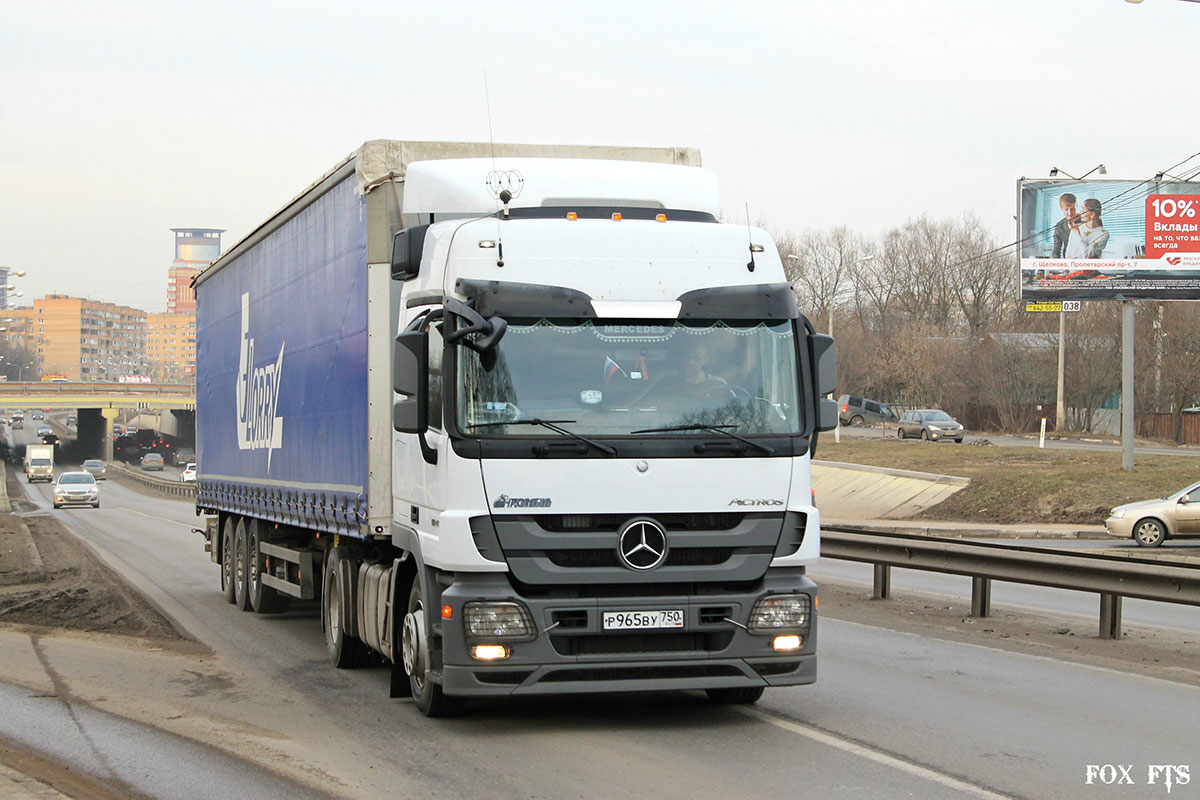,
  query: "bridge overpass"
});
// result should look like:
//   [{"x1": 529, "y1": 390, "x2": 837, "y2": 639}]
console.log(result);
[{"x1": 0, "y1": 383, "x2": 196, "y2": 462}]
